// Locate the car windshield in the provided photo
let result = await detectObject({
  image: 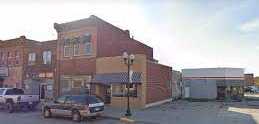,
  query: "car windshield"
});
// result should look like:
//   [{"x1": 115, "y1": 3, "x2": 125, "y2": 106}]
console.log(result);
[
  {"x1": 5, "y1": 89, "x2": 24, "y2": 95},
  {"x1": 87, "y1": 96, "x2": 102, "y2": 104},
  {"x1": 0, "y1": 89, "x2": 5, "y2": 95}
]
